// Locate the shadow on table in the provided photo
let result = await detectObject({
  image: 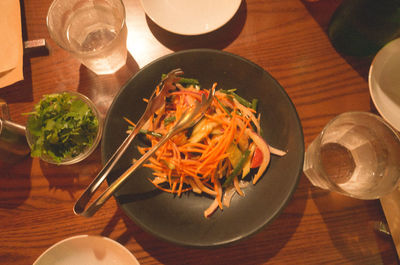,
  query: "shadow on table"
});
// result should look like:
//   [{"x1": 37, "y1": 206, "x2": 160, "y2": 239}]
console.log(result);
[
  {"x1": 77, "y1": 52, "x2": 140, "y2": 120},
  {"x1": 300, "y1": 0, "x2": 373, "y2": 82},
  {"x1": 40, "y1": 147, "x2": 103, "y2": 200},
  {"x1": 369, "y1": 98, "x2": 381, "y2": 117},
  {"x1": 146, "y1": 0, "x2": 247, "y2": 52},
  {"x1": 0, "y1": 157, "x2": 32, "y2": 209},
  {"x1": 310, "y1": 185, "x2": 397, "y2": 264},
  {"x1": 100, "y1": 177, "x2": 307, "y2": 265}
]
